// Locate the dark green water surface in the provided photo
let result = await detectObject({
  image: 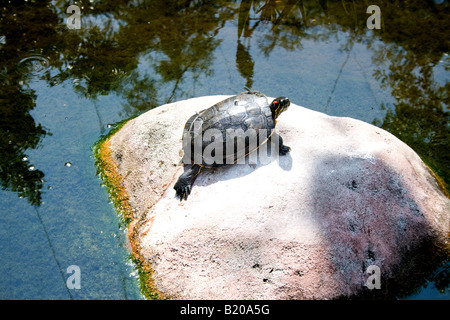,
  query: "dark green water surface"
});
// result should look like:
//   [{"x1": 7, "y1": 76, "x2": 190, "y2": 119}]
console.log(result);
[{"x1": 0, "y1": 0, "x2": 448, "y2": 299}]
